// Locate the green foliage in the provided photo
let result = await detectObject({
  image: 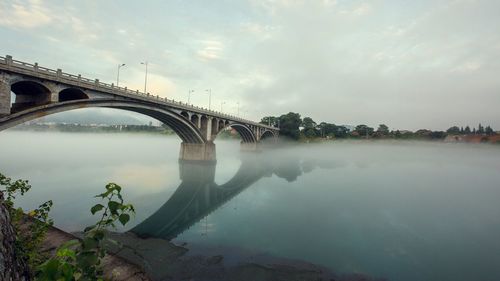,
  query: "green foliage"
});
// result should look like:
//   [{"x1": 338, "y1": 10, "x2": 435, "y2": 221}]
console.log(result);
[
  {"x1": 37, "y1": 183, "x2": 135, "y2": 281},
  {"x1": 354, "y1": 125, "x2": 374, "y2": 137},
  {"x1": 278, "y1": 112, "x2": 302, "y2": 140},
  {"x1": 0, "y1": 172, "x2": 53, "y2": 274},
  {"x1": 301, "y1": 117, "x2": 318, "y2": 138},
  {"x1": 477, "y1": 123, "x2": 484, "y2": 134},
  {"x1": 485, "y1": 125, "x2": 495, "y2": 135},
  {"x1": 260, "y1": 116, "x2": 278, "y2": 127},
  {"x1": 446, "y1": 126, "x2": 461, "y2": 135},
  {"x1": 429, "y1": 131, "x2": 447, "y2": 139},
  {"x1": 318, "y1": 122, "x2": 337, "y2": 138},
  {"x1": 0, "y1": 173, "x2": 31, "y2": 208},
  {"x1": 377, "y1": 124, "x2": 389, "y2": 135},
  {"x1": 464, "y1": 126, "x2": 471, "y2": 134}
]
